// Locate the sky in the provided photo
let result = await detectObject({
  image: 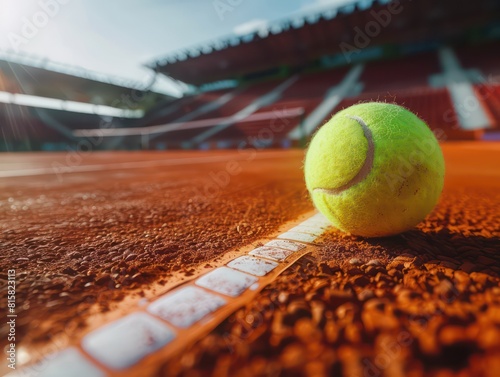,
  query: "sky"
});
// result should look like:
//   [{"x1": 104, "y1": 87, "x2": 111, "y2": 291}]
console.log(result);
[{"x1": 0, "y1": 0, "x2": 357, "y2": 96}]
